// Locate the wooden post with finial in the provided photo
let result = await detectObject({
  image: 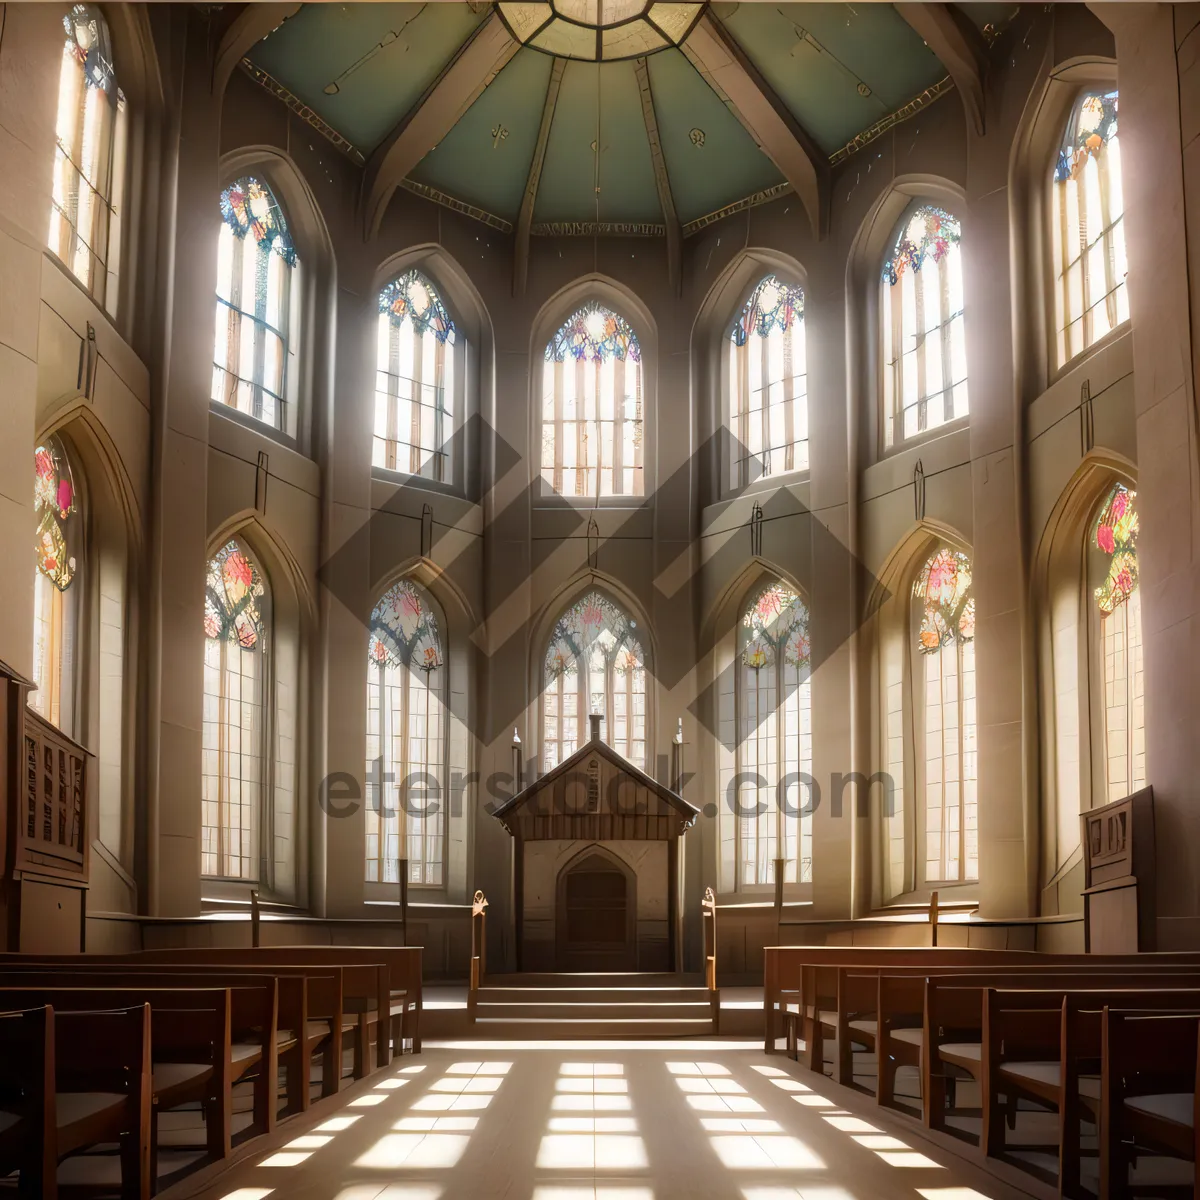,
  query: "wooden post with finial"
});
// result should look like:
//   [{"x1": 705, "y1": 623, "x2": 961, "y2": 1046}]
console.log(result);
[
  {"x1": 250, "y1": 889, "x2": 260, "y2": 948},
  {"x1": 929, "y1": 890, "x2": 940, "y2": 947}
]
